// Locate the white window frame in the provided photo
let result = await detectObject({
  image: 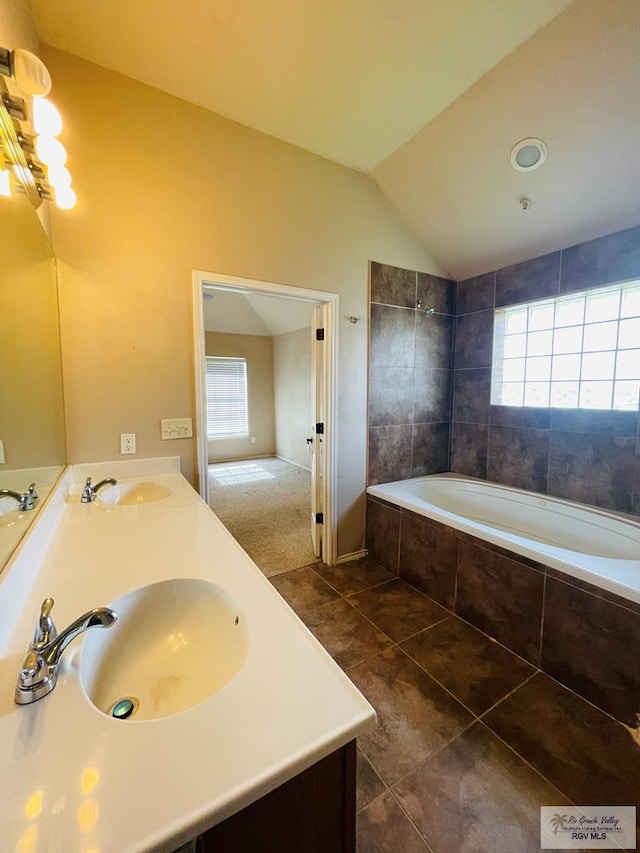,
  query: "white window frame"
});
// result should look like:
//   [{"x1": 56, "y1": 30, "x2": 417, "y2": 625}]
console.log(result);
[
  {"x1": 205, "y1": 356, "x2": 249, "y2": 439},
  {"x1": 491, "y1": 279, "x2": 640, "y2": 411}
]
